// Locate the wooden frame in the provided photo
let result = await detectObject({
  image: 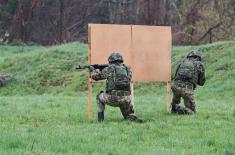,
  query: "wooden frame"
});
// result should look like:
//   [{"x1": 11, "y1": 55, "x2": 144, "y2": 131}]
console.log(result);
[{"x1": 87, "y1": 24, "x2": 172, "y2": 121}]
